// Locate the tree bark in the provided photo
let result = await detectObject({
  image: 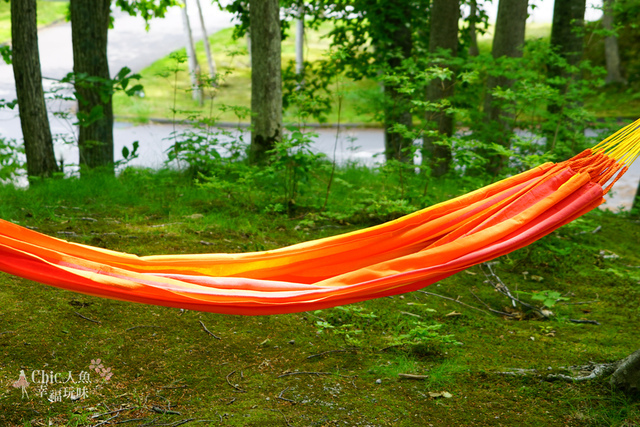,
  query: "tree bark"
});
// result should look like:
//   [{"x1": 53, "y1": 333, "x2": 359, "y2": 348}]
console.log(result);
[
  {"x1": 249, "y1": 0, "x2": 282, "y2": 164},
  {"x1": 195, "y1": 0, "x2": 217, "y2": 81},
  {"x1": 602, "y1": 0, "x2": 626, "y2": 85},
  {"x1": 610, "y1": 348, "x2": 640, "y2": 394},
  {"x1": 70, "y1": 0, "x2": 114, "y2": 174},
  {"x1": 484, "y1": 0, "x2": 528, "y2": 124},
  {"x1": 545, "y1": 0, "x2": 586, "y2": 151},
  {"x1": 295, "y1": 2, "x2": 304, "y2": 76},
  {"x1": 11, "y1": 0, "x2": 59, "y2": 180},
  {"x1": 181, "y1": 0, "x2": 202, "y2": 104},
  {"x1": 382, "y1": 3, "x2": 413, "y2": 164},
  {"x1": 468, "y1": 0, "x2": 479, "y2": 57},
  {"x1": 482, "y1": 0, "x2": 528, "y2": 173},
  {"x1": 424, "y1": 0, "x2": 459, "y2": 177}
]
